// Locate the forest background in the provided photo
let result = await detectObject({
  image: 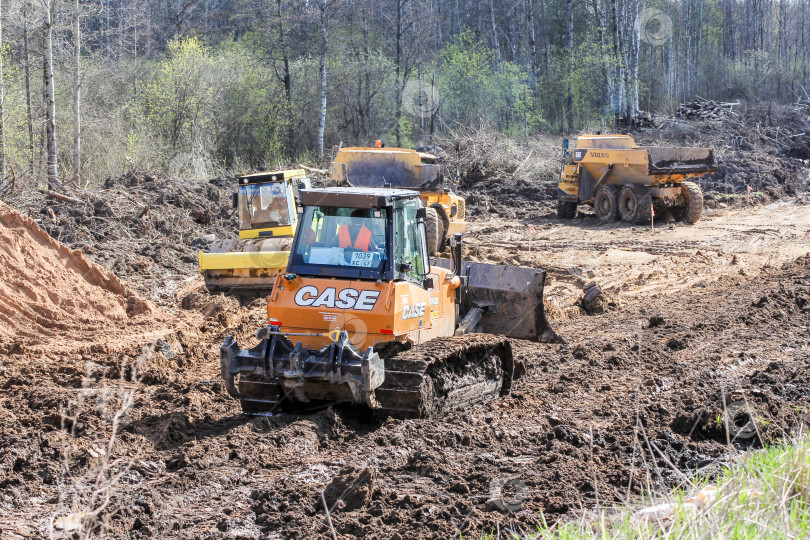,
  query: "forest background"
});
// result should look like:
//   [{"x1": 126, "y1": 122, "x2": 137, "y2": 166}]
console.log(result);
[{"x1": 0, "y1": 0, "x2": 804, "y2": 186}]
